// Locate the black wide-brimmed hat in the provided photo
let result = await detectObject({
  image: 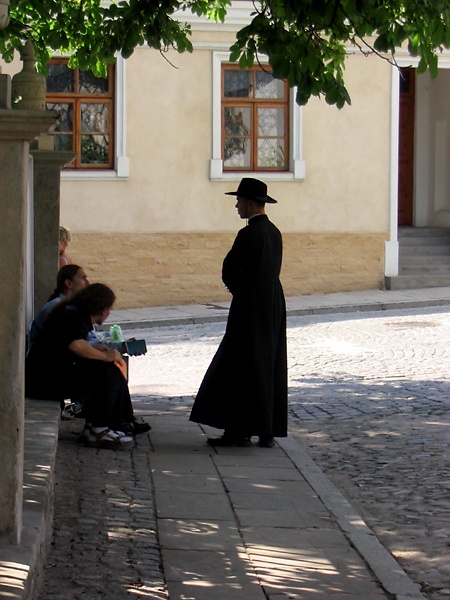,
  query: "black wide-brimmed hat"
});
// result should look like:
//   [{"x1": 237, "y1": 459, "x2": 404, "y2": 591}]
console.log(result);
[{"x1": 225, "y1": 178, "x2": 277, "y2": 204}]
